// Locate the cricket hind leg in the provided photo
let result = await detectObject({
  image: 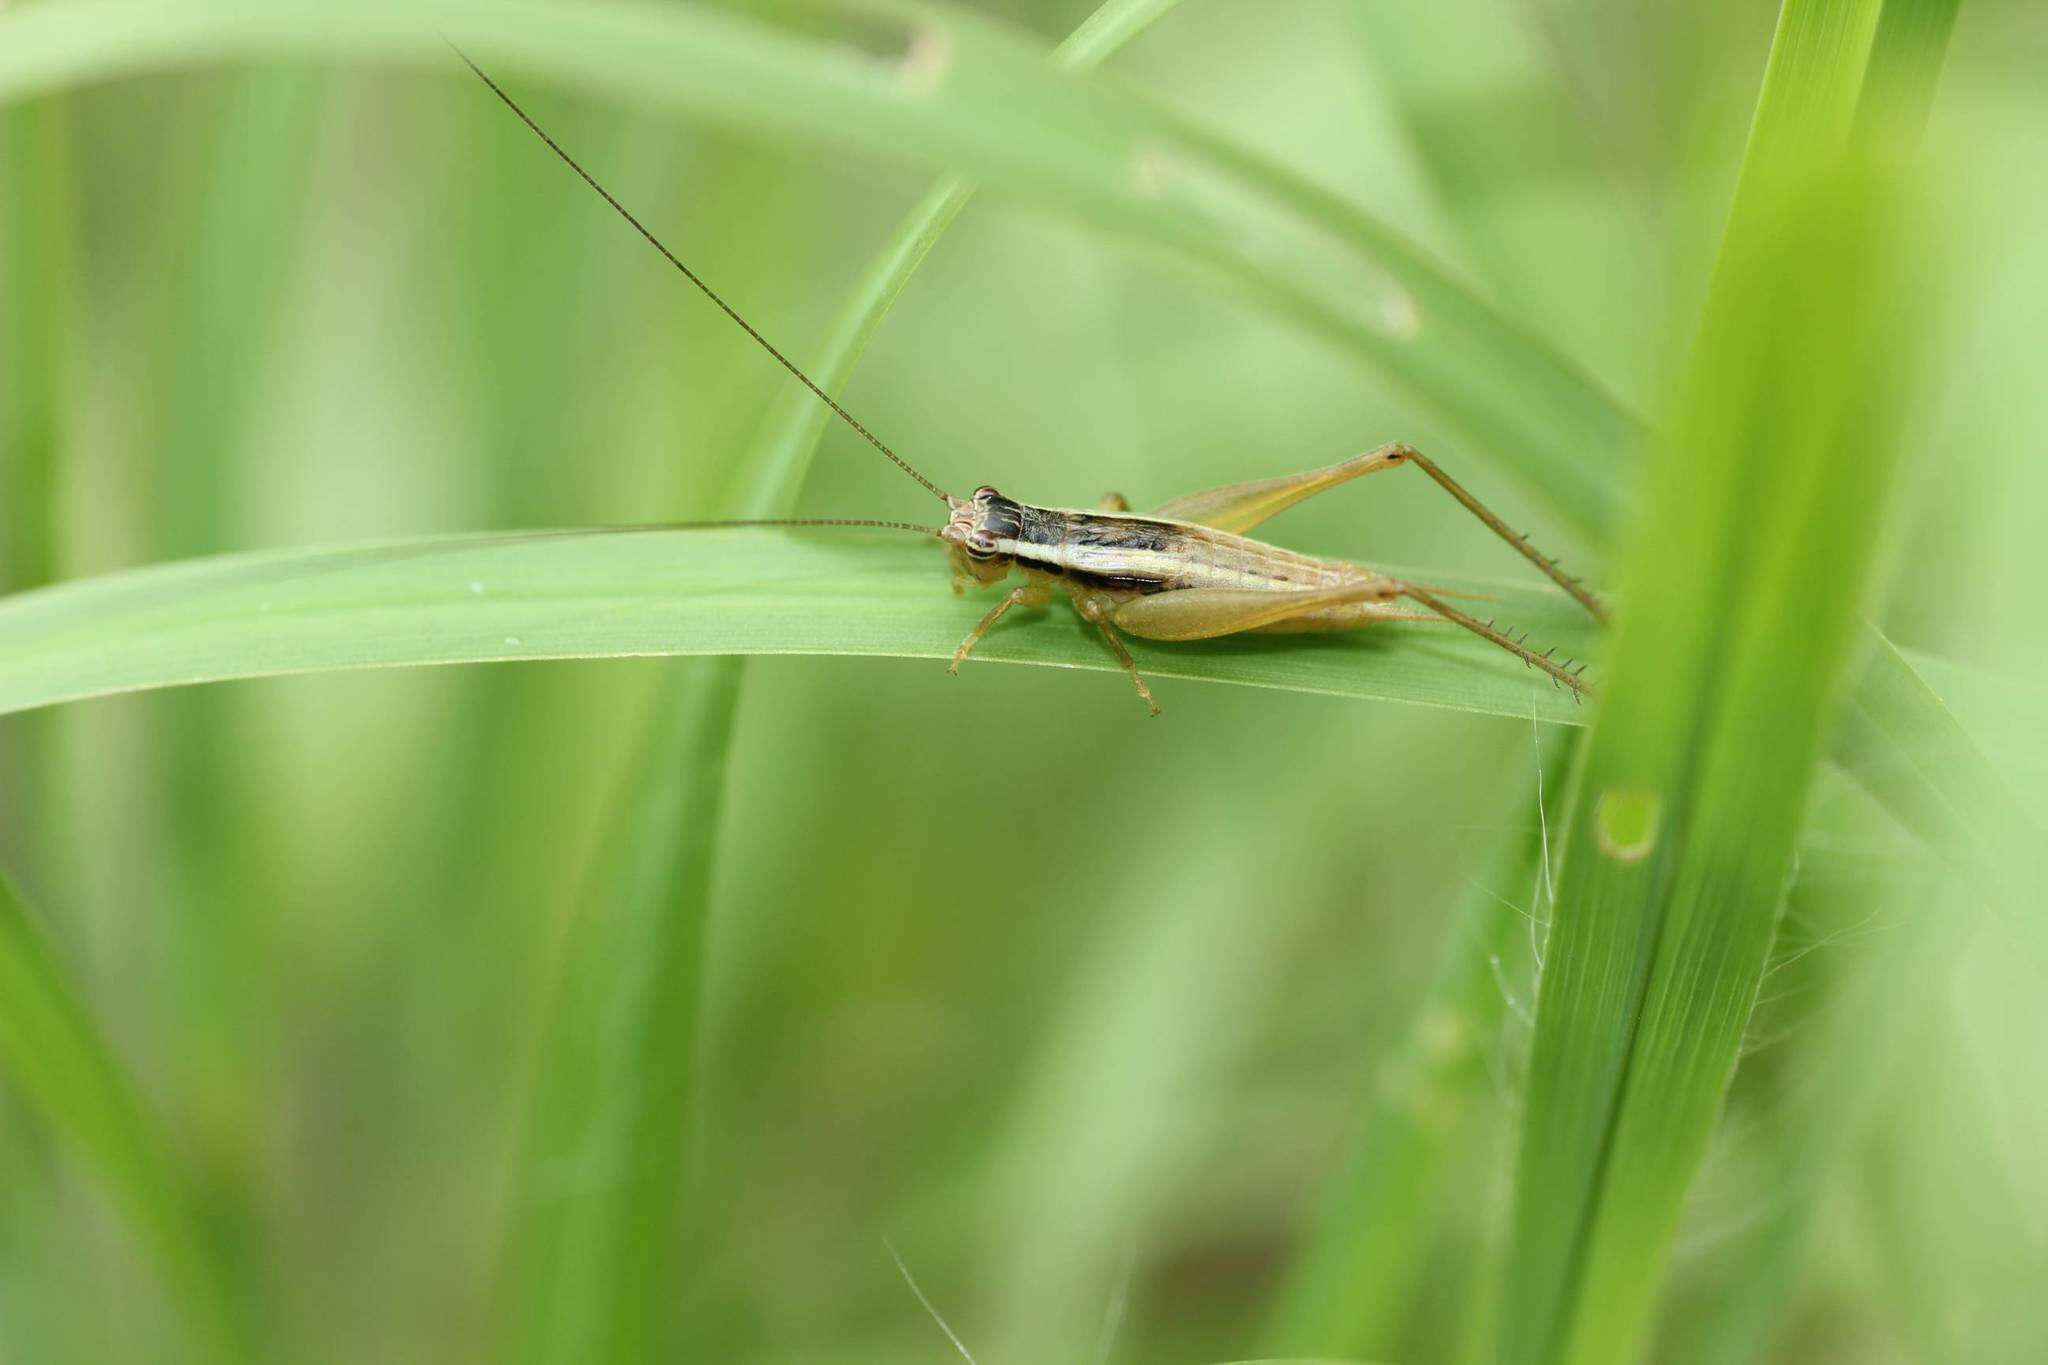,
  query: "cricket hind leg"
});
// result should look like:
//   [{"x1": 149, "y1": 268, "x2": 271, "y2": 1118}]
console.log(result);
[
  {"x1": 1148, "y1": 445, "x2": 1409, "y2": 535},
  {"x1": 1245, "y1": 605, "x2": 1441, "y2": 633},
  {"x1": 1151, "y1": 442, "x2": 1605, "y2": 623},
  {"x1": 1390, "y1": 447, "x2": 1607, "y2": 622},
  {"x1": 1103, "y1": 578, "x2": 1593, "y2": 699},
  {"x1": 1105, "y1": 578, "x2": 1403, "y2": 642},
  {"x1": 1395, "y1": 583, "x2": 1593, "y2": 699}
]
